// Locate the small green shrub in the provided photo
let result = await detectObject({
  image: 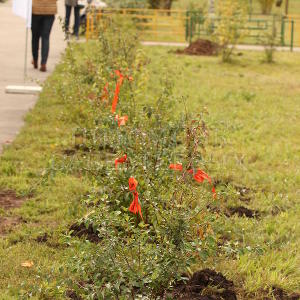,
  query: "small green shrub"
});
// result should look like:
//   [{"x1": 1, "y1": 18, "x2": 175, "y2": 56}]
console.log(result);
[
  {"x1": 212, "y1": 0, "x2": 247, "y2": 62},
  {"x1": 33, "y1": 19, "x2": 218, "y2": 299}
]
